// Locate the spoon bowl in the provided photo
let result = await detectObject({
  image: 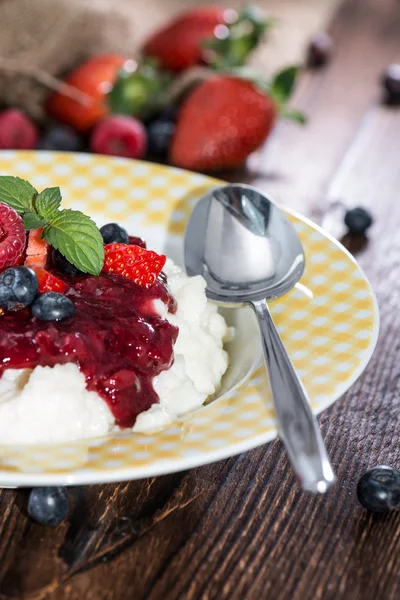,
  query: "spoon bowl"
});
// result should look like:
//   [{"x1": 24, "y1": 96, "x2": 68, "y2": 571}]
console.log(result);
[
  {"x1": 185, "y1": 184, "x2": 305, "y2": 304},
  {"x1": 185, "y1": 184, "x2": 335, "y2": 494}
]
